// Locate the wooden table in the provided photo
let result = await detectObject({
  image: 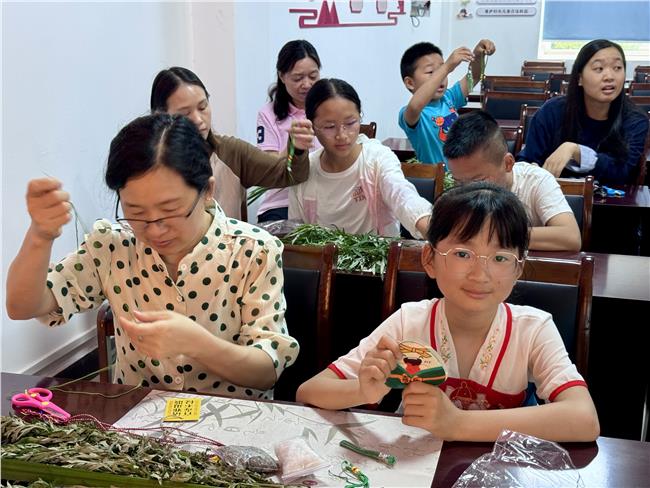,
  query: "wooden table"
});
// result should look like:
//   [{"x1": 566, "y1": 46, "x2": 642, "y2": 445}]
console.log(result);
[
  {"x1": 382, "y1": 137, "x2": 416, "y2": 162},
  {"x1": 3, "y1": 372, "x2": 649, "y2": 488},
  {"x1": 529, "y1": 250, "x2": 650, "y2": 302},
  {"x1": 591, "y1": 185, "x2": 650, "y2": 256},
  {"x1": 594, "y1": 184, "x2": 650, "y2": 208}
]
